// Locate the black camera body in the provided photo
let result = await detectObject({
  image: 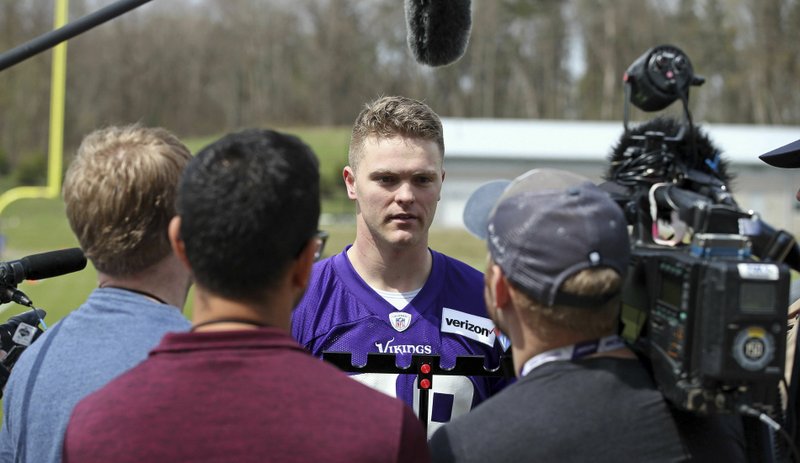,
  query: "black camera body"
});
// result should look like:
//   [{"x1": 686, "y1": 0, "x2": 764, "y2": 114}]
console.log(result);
[
  {"x1": 0, "y1": 308, "x2": 47, "y2": 395},
  {"x1": 607, "y1": 45, "x2": 798, "y2": 418},
  {"x1": 621, "y1": 235, "x2": 788, "y2": 415},
  {"x1": 0, "y1": 248, "x2": 86, "y2": 394}
]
